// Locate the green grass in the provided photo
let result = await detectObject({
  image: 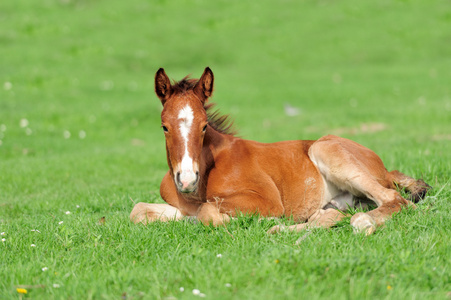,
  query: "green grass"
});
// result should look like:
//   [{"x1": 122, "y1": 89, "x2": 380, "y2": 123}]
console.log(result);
[{"x1": 1, "y1": 0, "x2": 450, "y2": 298}]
